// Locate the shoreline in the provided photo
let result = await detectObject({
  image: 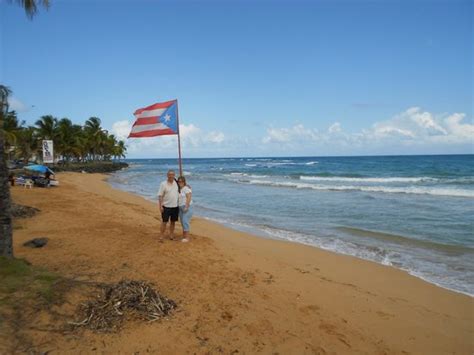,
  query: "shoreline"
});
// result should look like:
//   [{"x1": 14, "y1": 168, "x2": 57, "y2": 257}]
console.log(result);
[
  {"x1": 106, "y1": 174, "x2": 474, "y2": 298},
  {"x1": 8, "y1": 172, "x2": 474, "y2": 353},
  {"x1": 196, "y1": 215, "x2": 474, "y2": 298}
]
